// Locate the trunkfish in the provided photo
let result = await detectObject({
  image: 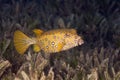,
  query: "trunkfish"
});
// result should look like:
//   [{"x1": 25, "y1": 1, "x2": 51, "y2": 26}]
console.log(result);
[{"x1": 14, "y1": 29, "x2": 84, "y2": 54}]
